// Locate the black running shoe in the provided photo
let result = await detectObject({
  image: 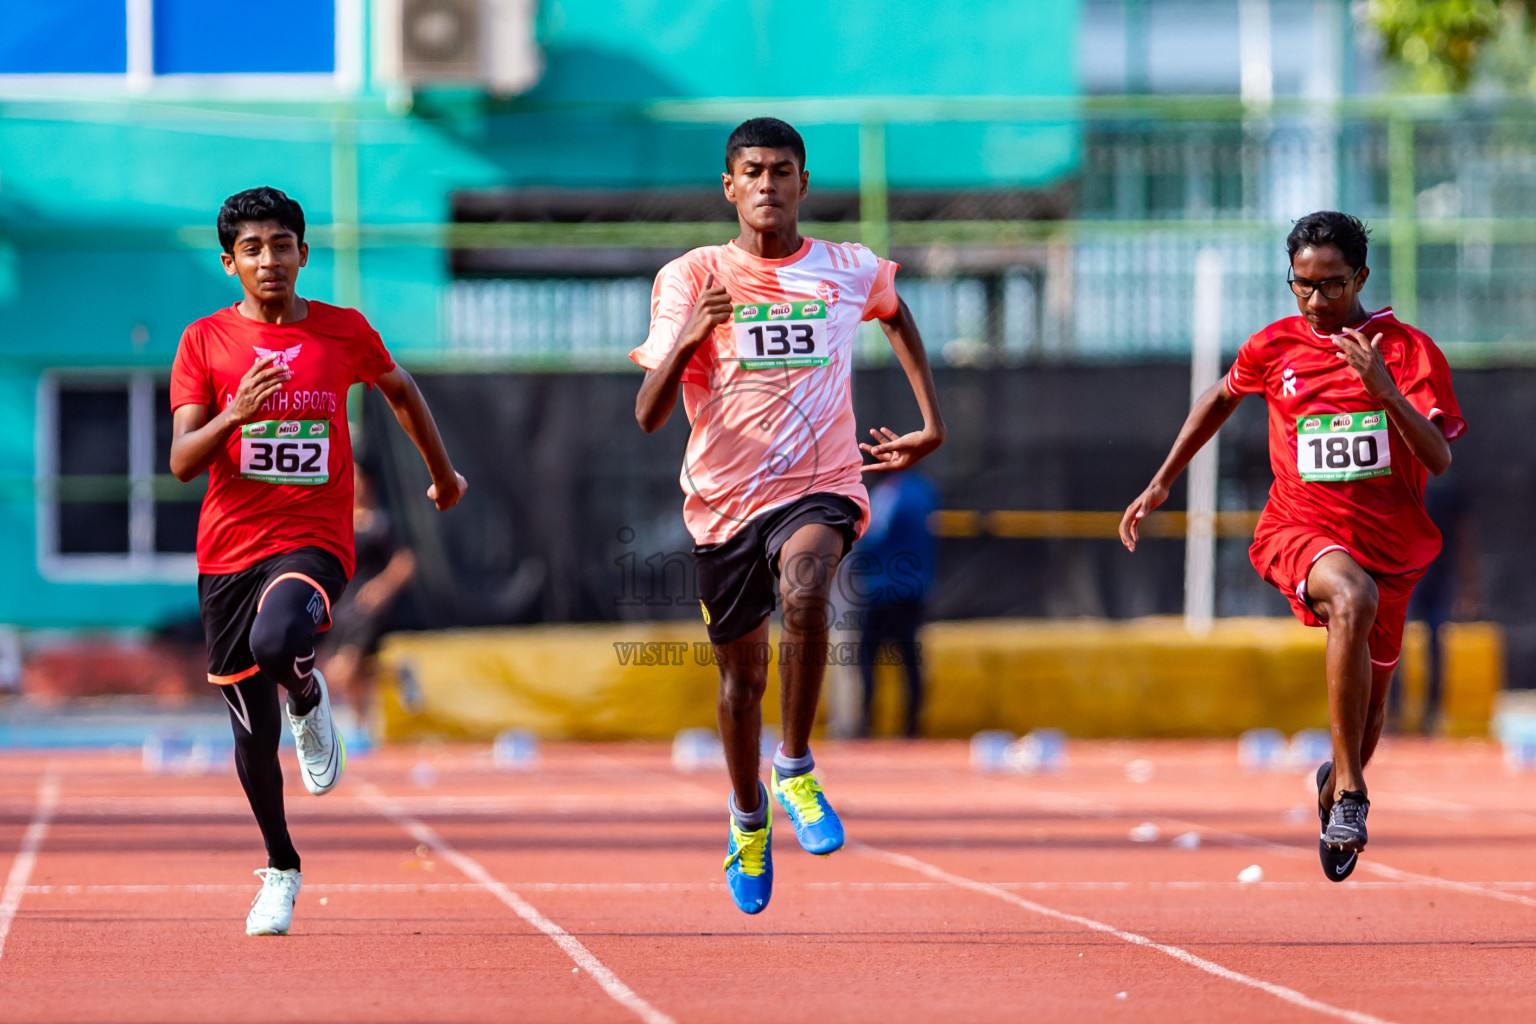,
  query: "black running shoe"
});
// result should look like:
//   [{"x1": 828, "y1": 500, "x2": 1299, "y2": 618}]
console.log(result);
[
  {"x1": 1325, "y1": 789, "x2": 1369, "y2": 851},
  {"x1": 1316, "y1": 761, "x2": 1360, "y2": 882}
]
